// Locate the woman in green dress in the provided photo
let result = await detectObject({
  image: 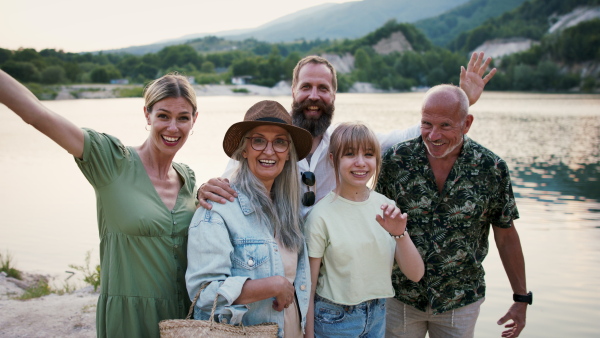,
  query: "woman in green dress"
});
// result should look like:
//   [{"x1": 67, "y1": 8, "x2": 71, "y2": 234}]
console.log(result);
[{"x1": 0, "y1": 69, "x2": 199, "y2": 337}]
